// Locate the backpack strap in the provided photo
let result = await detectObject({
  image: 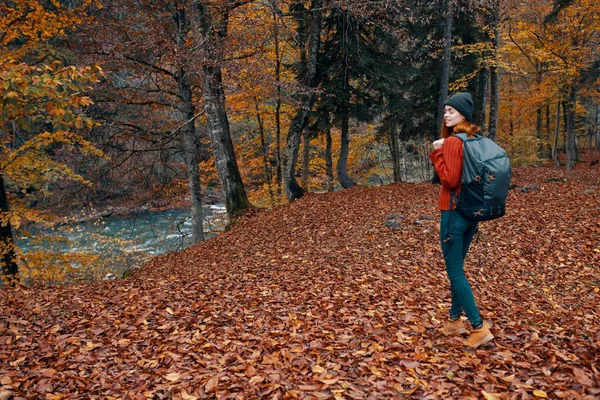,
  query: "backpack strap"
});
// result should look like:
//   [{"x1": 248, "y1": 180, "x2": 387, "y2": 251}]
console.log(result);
[
  {"x1": 444, "y1": 133, "x2": 467, "y2": 243},
  {"x1": 454, "y1": 132, "x2": 469, "y2": 141},
  {"x1": 444, "y1": 190, "x2": 459, "y2": 243}
]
